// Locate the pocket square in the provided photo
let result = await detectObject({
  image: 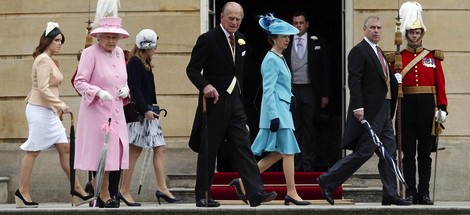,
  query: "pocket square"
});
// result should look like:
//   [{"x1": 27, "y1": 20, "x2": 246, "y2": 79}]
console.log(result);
[
  {"x1": 315, "y1": 46, "x2": 321, "y2": 50},
  {"x1": 242, "y1": 51, "x2": 246, "y2": 56}
]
